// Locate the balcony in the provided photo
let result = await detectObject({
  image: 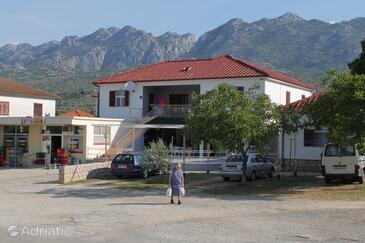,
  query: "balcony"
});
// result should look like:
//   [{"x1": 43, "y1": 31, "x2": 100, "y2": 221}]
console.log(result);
[{"x1": 147, "y1": 105, "x2": 192, "y2": 118}]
